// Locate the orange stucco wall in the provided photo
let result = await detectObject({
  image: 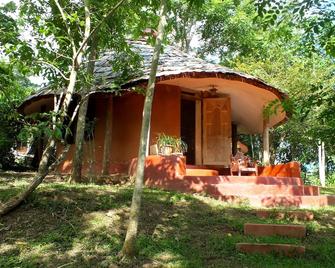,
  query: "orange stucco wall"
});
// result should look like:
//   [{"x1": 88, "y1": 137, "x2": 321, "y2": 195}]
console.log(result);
[
  {"x1": 111, "y1": 84, "x2": 180, "y2": 164},
  {"x1": 259, "y1": 161, "x2": 301, "y2": 178},
  {"x1": 59, "y1": 94, "x2": 109, "y2": 174},
  {"x1": 59, "y1": 84, "x2": 181, "y2": 174}
]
